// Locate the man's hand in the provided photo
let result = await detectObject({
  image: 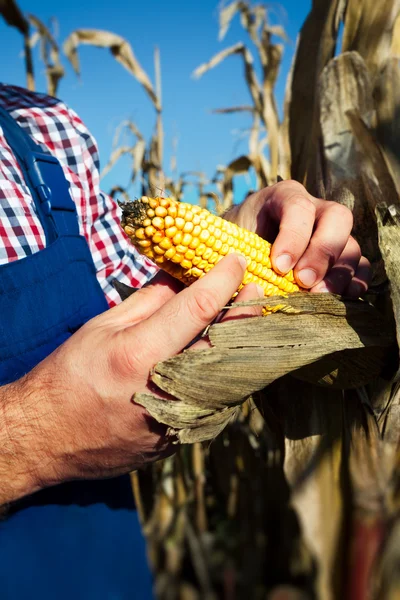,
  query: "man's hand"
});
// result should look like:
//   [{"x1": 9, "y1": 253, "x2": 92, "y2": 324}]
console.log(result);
[
  {"x1": 0, "y1": 254, "x2": 263, "y2": 505},
  {"x1": 225, "y1": 180, "x2": 371, "y2": 297}
]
